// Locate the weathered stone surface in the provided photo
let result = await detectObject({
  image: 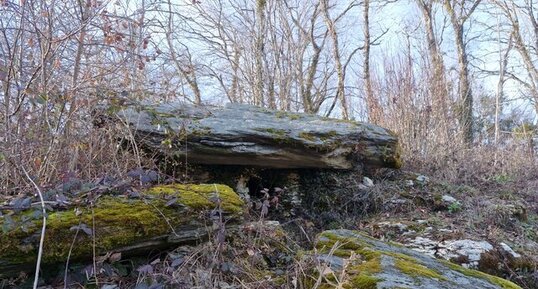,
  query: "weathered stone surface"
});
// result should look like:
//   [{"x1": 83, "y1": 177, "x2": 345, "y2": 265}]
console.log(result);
[
  {"x1": 409, "y1": 237, "x2": 496, "y2": 268},
  {"x1": 0, "y1": 184, "x2": 244, "y2": 277},
  {"x1": 108, "y1": 102, "x2": 401, "y2": 170},
  {"x1": 308, "y1": 229, "x2": 521, "y2": 289}
]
